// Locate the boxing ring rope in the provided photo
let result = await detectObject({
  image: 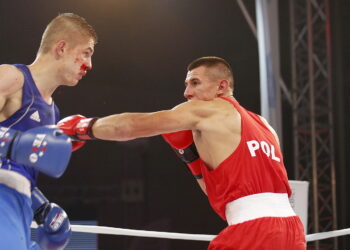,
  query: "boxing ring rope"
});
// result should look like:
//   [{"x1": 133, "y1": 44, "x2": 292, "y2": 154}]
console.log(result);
[{"x1": 31, "y1": 223, "x2": 350, "y2": 242}]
